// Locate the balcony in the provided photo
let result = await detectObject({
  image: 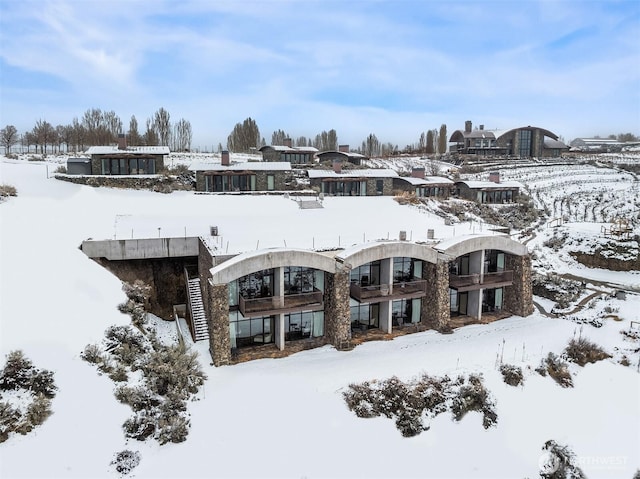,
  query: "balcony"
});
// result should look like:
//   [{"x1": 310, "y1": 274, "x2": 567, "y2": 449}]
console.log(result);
[
  {"x1": 350, "y1": 279, "x2": 427, "y2": 303},
  {"x1": 239, "y1": 289, "x2": 323, "y2": 318},
  {"x1": 449, "y1": 270, "x2": 513, "y2": 292}
]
